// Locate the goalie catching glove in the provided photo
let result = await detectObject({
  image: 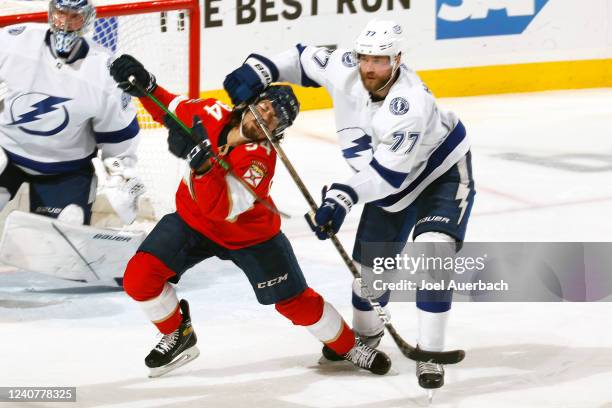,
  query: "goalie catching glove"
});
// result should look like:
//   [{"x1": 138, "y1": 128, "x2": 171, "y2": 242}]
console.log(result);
[
  {"x1": 109, "y1": 54, "x2": 157, "y2": 97},
  {"x1": 102, "y1": 157, "x2": 146, "y2": 224},
  {"x1": 165, "y1": 115, "x2": 213, "y2": 173}
]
